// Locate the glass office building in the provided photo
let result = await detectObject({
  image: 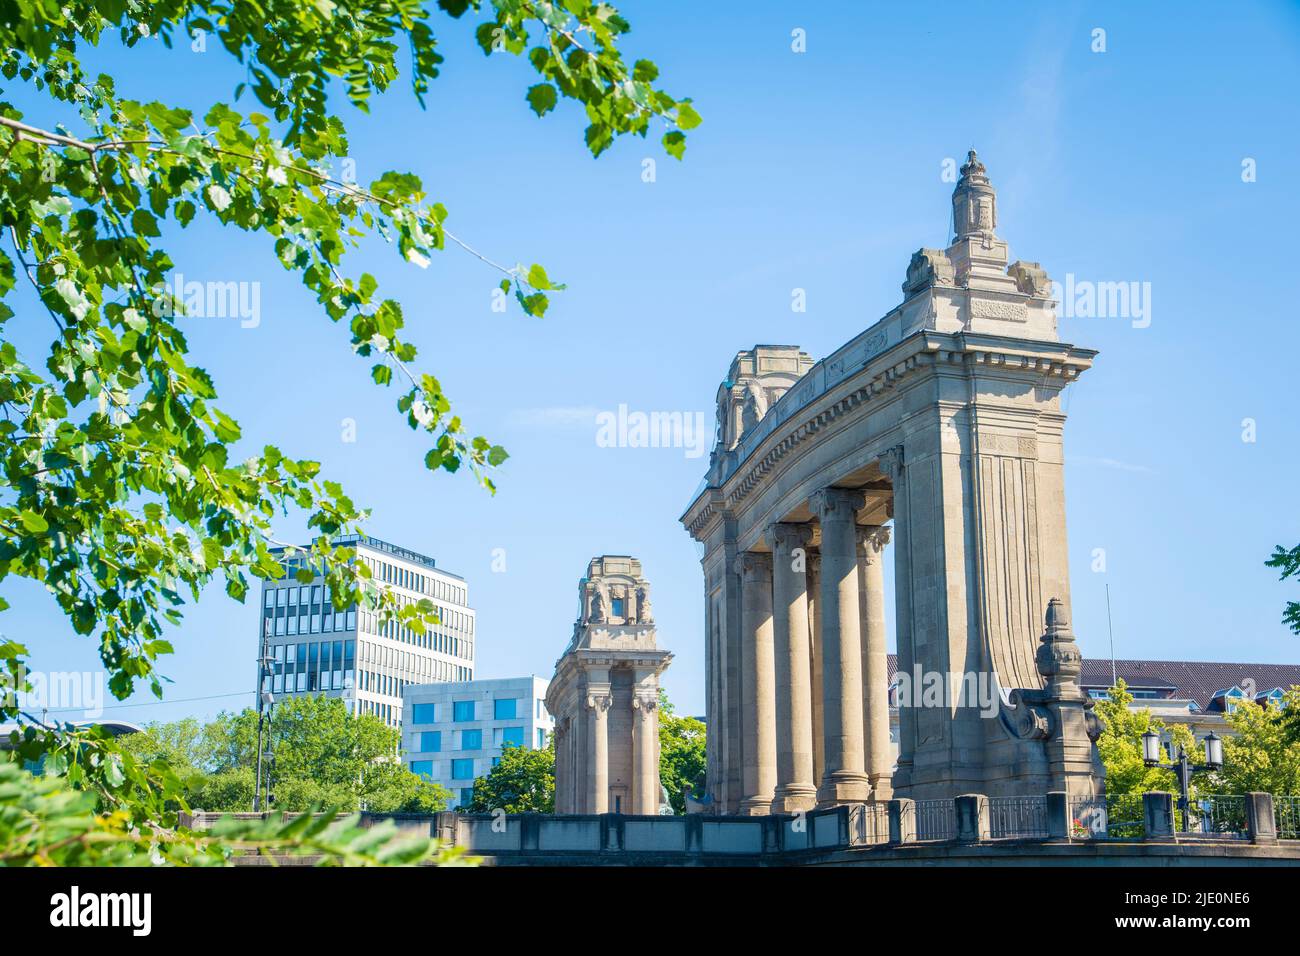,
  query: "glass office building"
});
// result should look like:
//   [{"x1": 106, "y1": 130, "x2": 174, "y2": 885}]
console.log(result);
[
  {"x1": 403, "y1": 676, "x2": 553, "y2": 808},
  {"x1": 257, "y1": 534, "x2": 476, "y2": 729}
]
